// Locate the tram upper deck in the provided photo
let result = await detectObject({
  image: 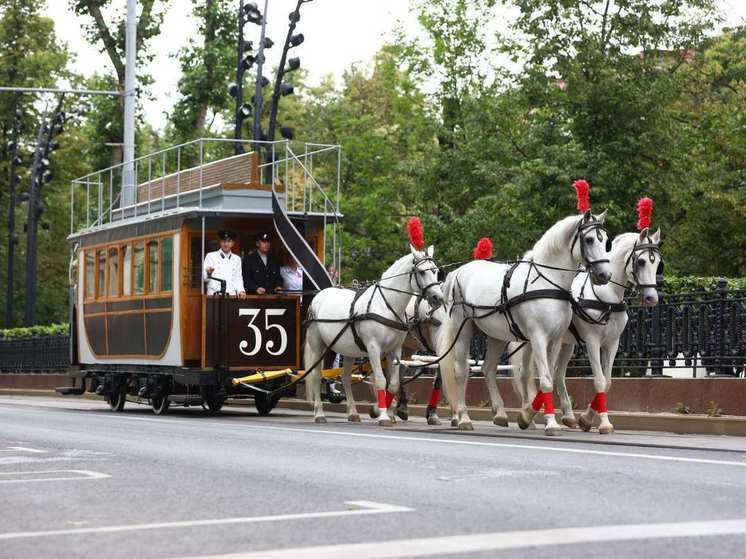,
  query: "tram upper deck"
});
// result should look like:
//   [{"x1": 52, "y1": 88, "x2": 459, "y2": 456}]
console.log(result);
[{"x1": 67, "y1": 139, "x2": 342, "y2": 372}]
